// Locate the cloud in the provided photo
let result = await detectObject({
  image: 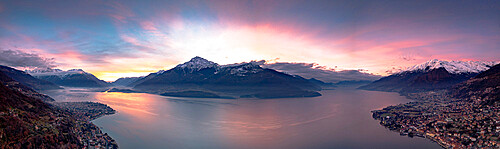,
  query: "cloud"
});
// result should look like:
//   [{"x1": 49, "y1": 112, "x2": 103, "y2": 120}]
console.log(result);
[
  {"x1": 257, "y1": 61, "x2": 381, "y2": 83},
  {"x1": 0, "y1": 49, "x2": 56, "y2": 69}
]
